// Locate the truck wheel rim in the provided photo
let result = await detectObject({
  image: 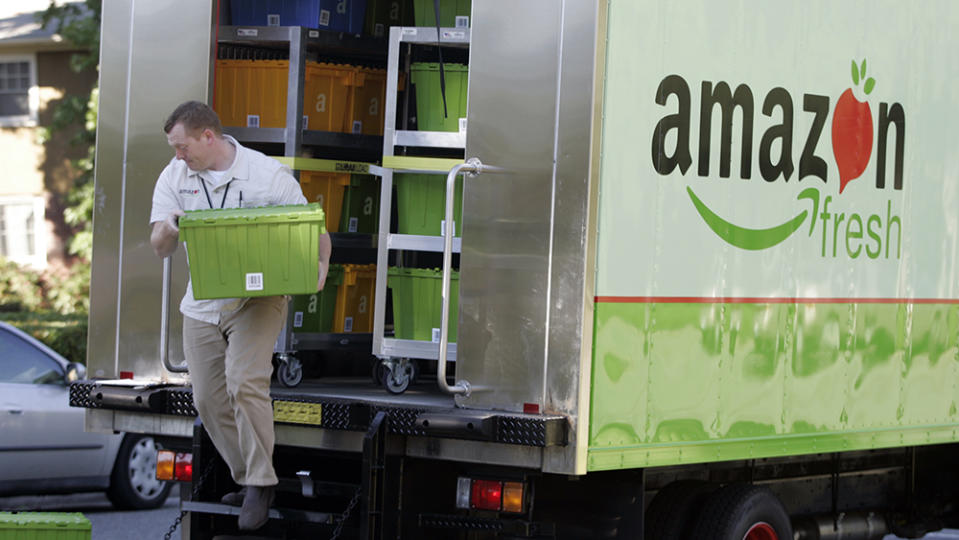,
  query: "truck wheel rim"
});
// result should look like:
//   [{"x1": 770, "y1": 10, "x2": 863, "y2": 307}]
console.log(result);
[
  {"x1": 129, "y1": 437, "x2": 164, "y2": 498},
  {"x1": 744, "y1": 522, "x2": 777, "y2": 540}
]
